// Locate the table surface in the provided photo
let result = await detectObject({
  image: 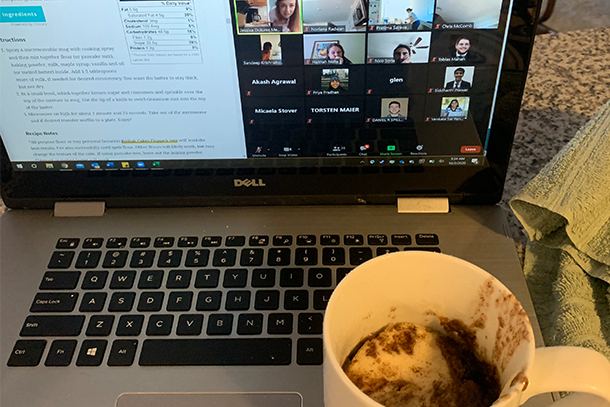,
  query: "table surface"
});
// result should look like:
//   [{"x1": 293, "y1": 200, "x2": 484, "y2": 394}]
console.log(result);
[{"x1": 1, "y1": 29, "x2": 609, "y2": 223}]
